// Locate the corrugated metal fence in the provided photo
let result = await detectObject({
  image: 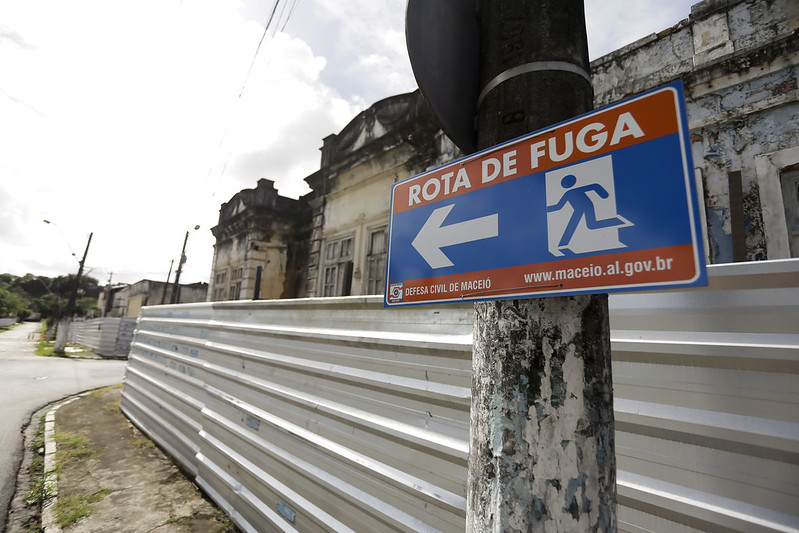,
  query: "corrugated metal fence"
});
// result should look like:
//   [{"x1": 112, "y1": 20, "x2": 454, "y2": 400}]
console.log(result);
[
  {"x1": 120, "y1": 259, "x2": 799, "y2": 532},
  {"x1": 70, "y1": 317, "x2": 137, "y2": 356}
]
